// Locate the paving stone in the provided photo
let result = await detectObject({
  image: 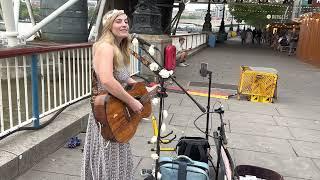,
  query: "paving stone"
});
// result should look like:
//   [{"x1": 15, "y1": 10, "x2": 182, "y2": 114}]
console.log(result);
[
  {"x1": 150, "y1": 103, "x2": 171, "y2": 113},
  {"x1": 0, "y1": 151, "x2": 18, "y2": 180},
  {"x1": 312, "y1": 159, "x2": 320, "y2": 172},
  {"x1": 290, "y1": 140, "x2": 320, "y2": 159},
  {"x1": 168, "y1": 104, "x2": 205, "y2": 116},
  {"x1": 31, "y1": 147, "x2": 82, "y2": 176},
  {"x1": 227, "y1": 100, "x2": 279, "y2": 116},
  {"x1": 16, "y1": 170, "x2": 80, "y2": 180},
  {"x1": 162, "y1": 92, "x2": 184, "y2": 105},
  {"x1": 180, "y1": 95, "x2": 220, "y2": 108},
  {"x1": 276, "y1": 107, "x2": 320, "y2": 121},
  {"x1": 233, "y1": 149, "x2": 320, "y2": 179},
  {"x1": 132, "y1": 155, "x2": 142, "y2": 171},
  {"x1": 230, "y1": 122, "x2": 293, "y2": 139},
  {"x1": 77, "y1": 133, "x2": 86, "y2": 150},
  {"x1": 63, "y1": 99, "x2": 91, "y2": 119},
  {"x1": 169, "y1": 125, "x2": 207, "y2": 138},
  {"x1": 289, "y1": 127, "x2": 320, "y2": 143},
  {"x1": 130, "y1": 136, "x2": 153, "y2": 158},
  {"x1": 227, "y1": 133, "x2": 296, "y2": 156},
  {"x1": 152, "y1": 112, "x2": 174, "y2": 126},
  {"x1": 170, "y1": 113, "x2": 221, "y2": 129},
  {"x1": 134, "y1": 121, "x2": 157, "y2": 138},
  {"x1": 275, "y1": 104, "x2": 320, "y2": 114},
  {"x1": 225, "y1": 110, "x2": 277, "y2": 125},
  {"x1": 133, "y1": 157, "x2": 155, "y2": 179},
  {"x1": 274, "y1": 116, "x2": 320, "y2": 130}
]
